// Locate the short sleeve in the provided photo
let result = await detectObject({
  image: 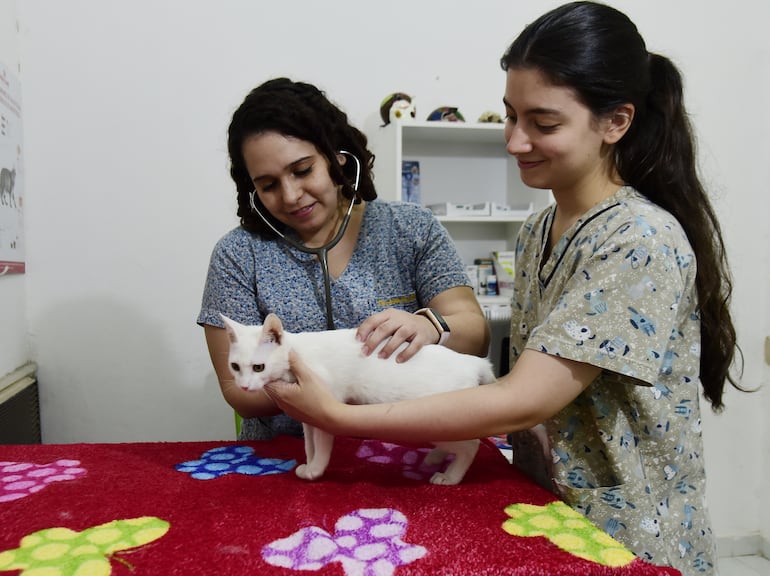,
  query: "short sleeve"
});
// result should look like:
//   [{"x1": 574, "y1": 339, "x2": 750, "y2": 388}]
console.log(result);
[
  {"x1": 526, "y1": 216, "x2": 694, "y2": 385},
  {"x1": 197, "y1": 229, "x2": 260, "y2": 328},
  {"x1": 410, "y1": 207, "x2": 471, "y2": 302}
]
